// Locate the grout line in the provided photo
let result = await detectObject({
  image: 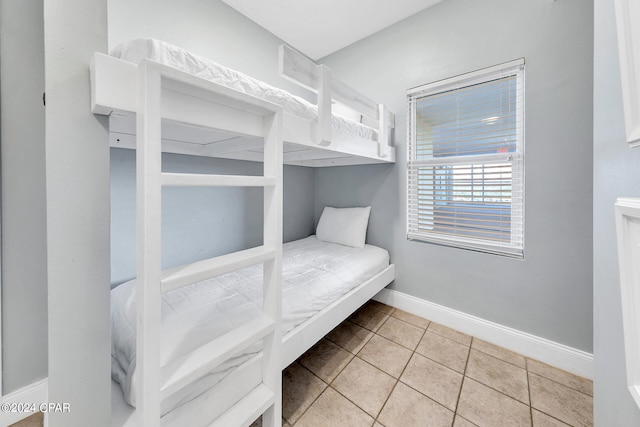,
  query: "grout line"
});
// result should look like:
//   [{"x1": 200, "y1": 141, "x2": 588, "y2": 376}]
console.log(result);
[
  {"x1": 525, "y1": 365, "x2": 593, "y2": 398},
  {"x1": 530, "y1": 407, "x2": 574, "y2": 426},
  {"x1": 288, "y1": 361, "x2": 330, "y2": 426},
  {"x1": 325, "y1": 319, "x2": 376, "y2": 356},
  {"x1": 371, "y1": 323, "x2": 427, "y2": 423},
  {"x1": 463, "y1": 370, "x2": 533, "y2": 408},
  {"x1": 471, "y1": 340, "x2": 528, "y2": 371},
  {"x1": 315, "y1": 306, "x2": 409, "y2": 424},
  {"x1": 464, "y1": 348, "x2": 531, "y2": 403},
  {"x1": 453, "y1": 336, "x2": 473, "y2": 416},
  {"x1": 425, "y1": 322, "x2": 472, "y2": 347},
  {"x1": 527, "y1": 370, "x2": 533, "y2": 427}
]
